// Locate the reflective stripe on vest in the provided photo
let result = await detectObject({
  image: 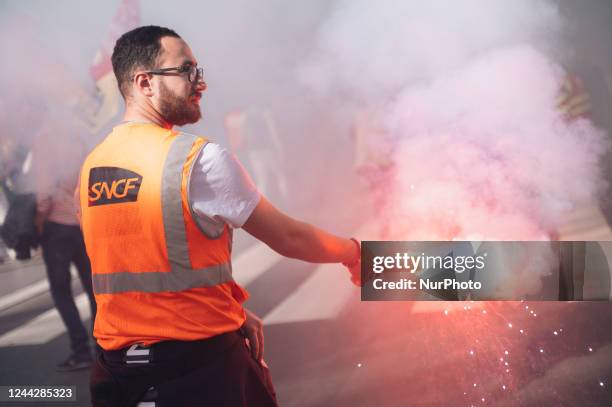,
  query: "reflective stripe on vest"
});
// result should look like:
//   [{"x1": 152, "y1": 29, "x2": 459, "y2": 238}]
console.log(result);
[
  {"x1": 92, "y1": 263, "x2": 233, "y2": 294},
  {"x1": 91, "y1": 133, "x2": 234, "y2": 294}
]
